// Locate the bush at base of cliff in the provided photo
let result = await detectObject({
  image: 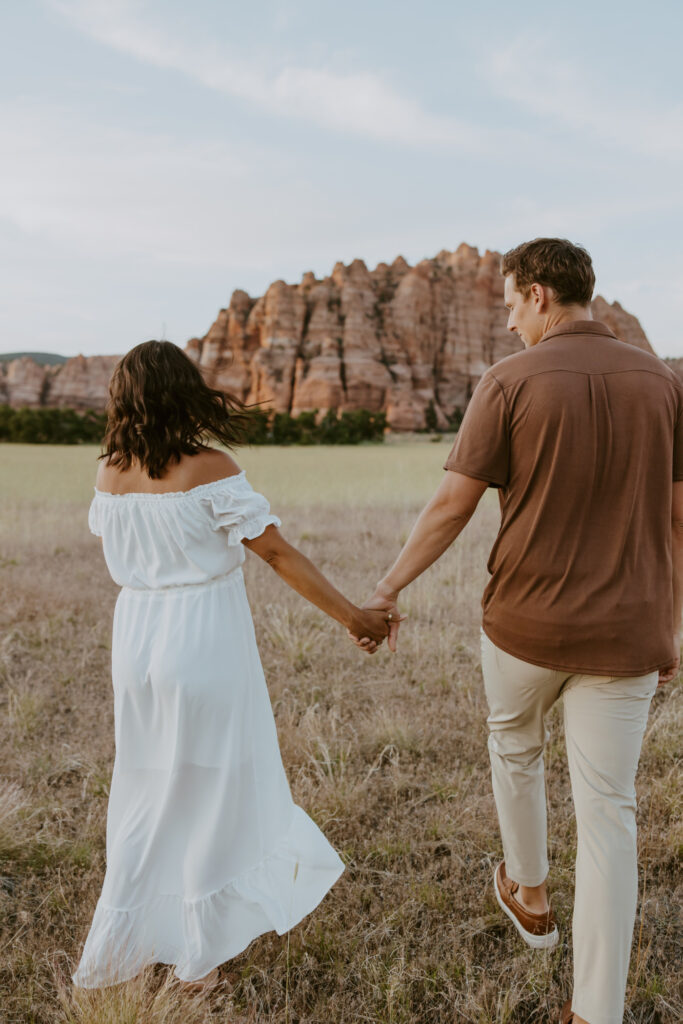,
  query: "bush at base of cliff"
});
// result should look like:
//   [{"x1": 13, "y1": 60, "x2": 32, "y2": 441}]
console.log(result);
[
  {"x1": 0, "y1": 406, "x2": 108, "y2": 444},
  {"x1": 0, "y1": 405, "x2": 387, "y2": 446},
  {"x1": 243, "y1": 407, "x2": 386, "y2": 446}
]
